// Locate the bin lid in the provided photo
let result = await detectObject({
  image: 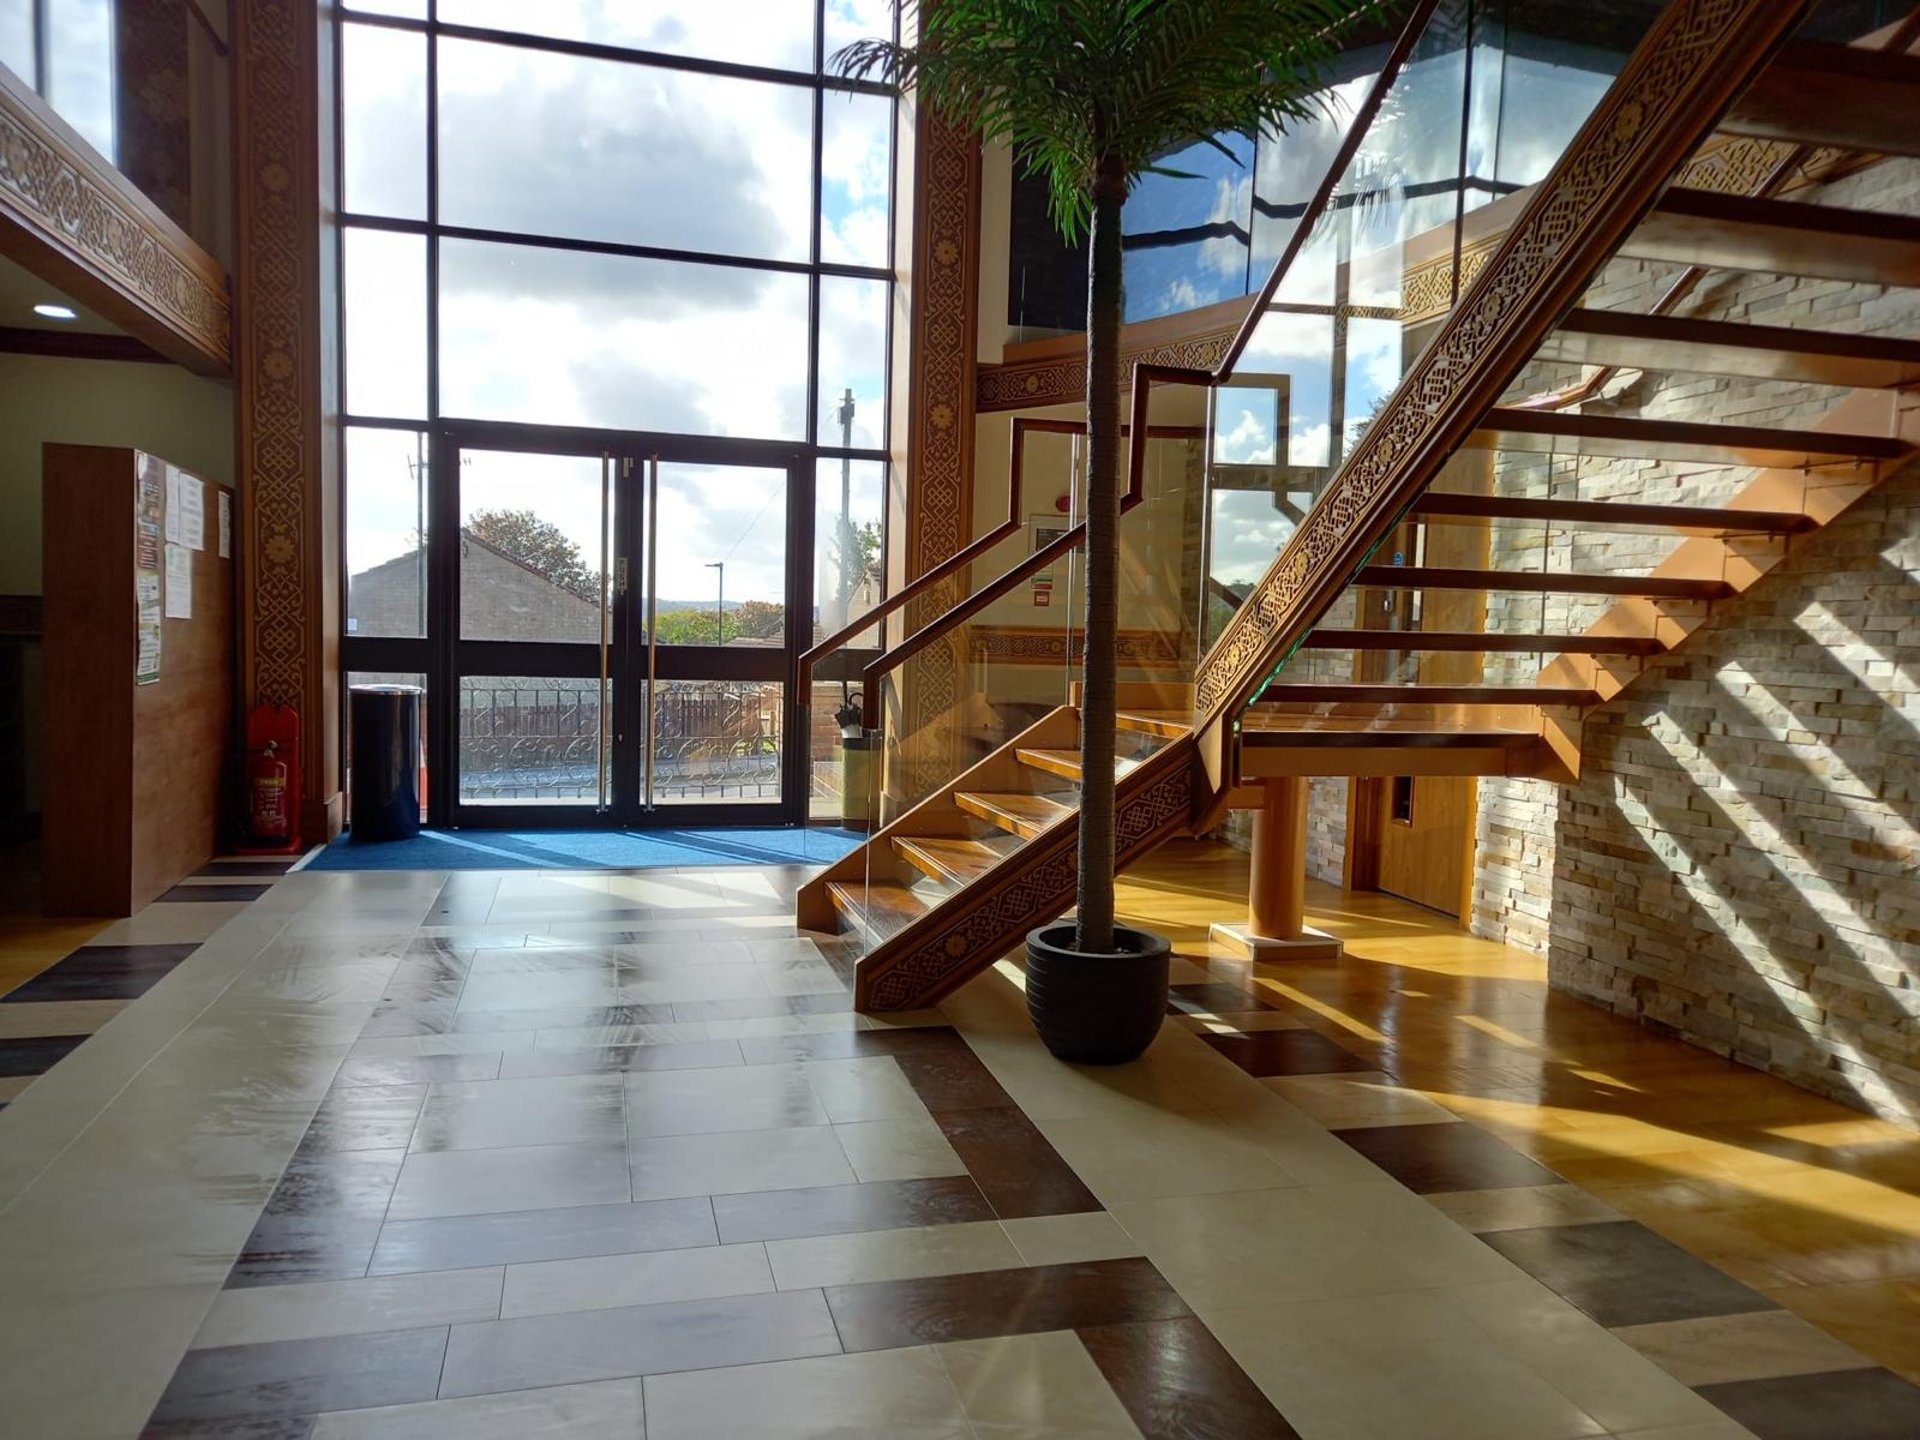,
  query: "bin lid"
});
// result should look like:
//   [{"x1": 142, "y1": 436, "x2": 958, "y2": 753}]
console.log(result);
[{"x1": 350, "y1": 684, "x2": 424, "y2": 695}]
